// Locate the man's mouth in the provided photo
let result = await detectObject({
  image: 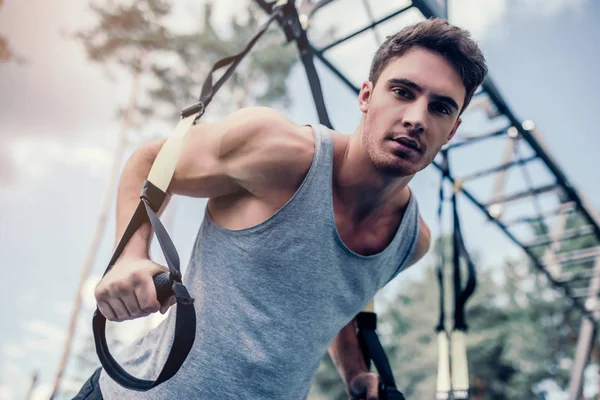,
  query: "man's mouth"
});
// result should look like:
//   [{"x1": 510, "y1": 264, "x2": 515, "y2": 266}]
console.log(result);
[{"x1": 392, "y1": 137, "x2": 421, "y2": 153}]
